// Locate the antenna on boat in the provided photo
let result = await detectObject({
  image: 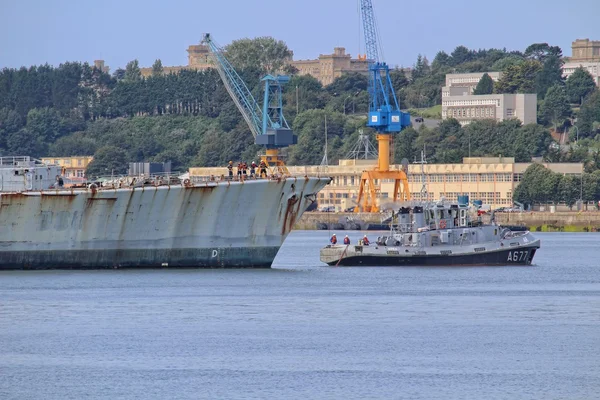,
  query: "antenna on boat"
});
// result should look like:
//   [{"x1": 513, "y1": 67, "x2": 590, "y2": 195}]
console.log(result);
[{"x1": 413, "y1": 145, "x2": 428, "y2": 202}]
